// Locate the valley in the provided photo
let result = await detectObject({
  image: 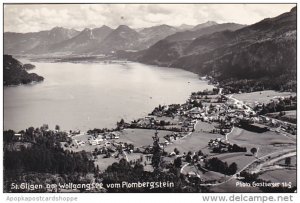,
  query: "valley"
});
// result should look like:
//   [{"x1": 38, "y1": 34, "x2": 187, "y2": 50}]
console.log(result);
[{"x1": 3, "y1": 4, "x2": 297, "y2": 193}]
